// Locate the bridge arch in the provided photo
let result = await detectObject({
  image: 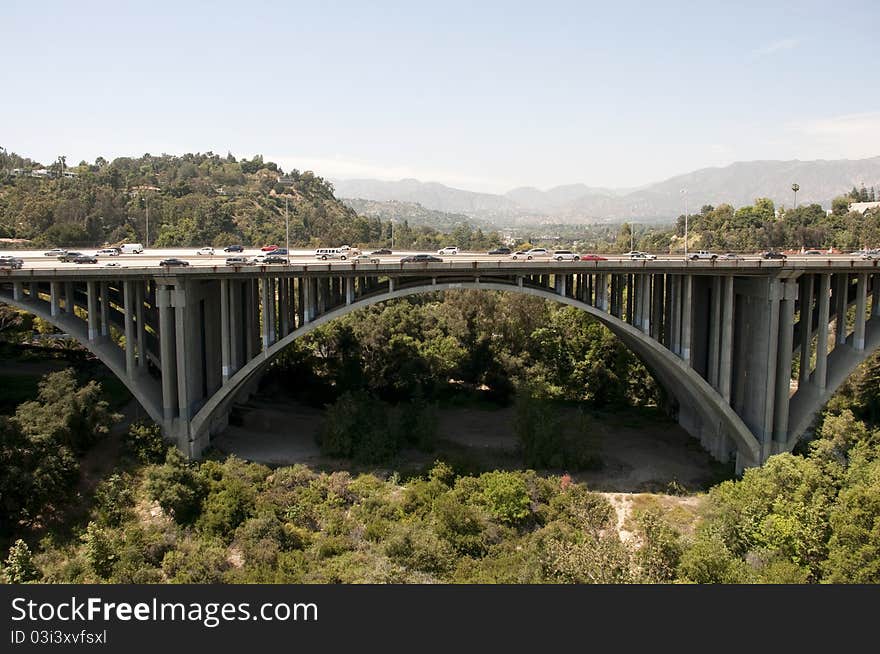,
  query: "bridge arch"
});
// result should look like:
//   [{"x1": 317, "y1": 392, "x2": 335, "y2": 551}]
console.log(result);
[
  {"x1": 0, "y1": 294, "x2": 164, "y2": 425},
  {"x1": 189, "y1": 280, "x2": 763, "y2": 466}
]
